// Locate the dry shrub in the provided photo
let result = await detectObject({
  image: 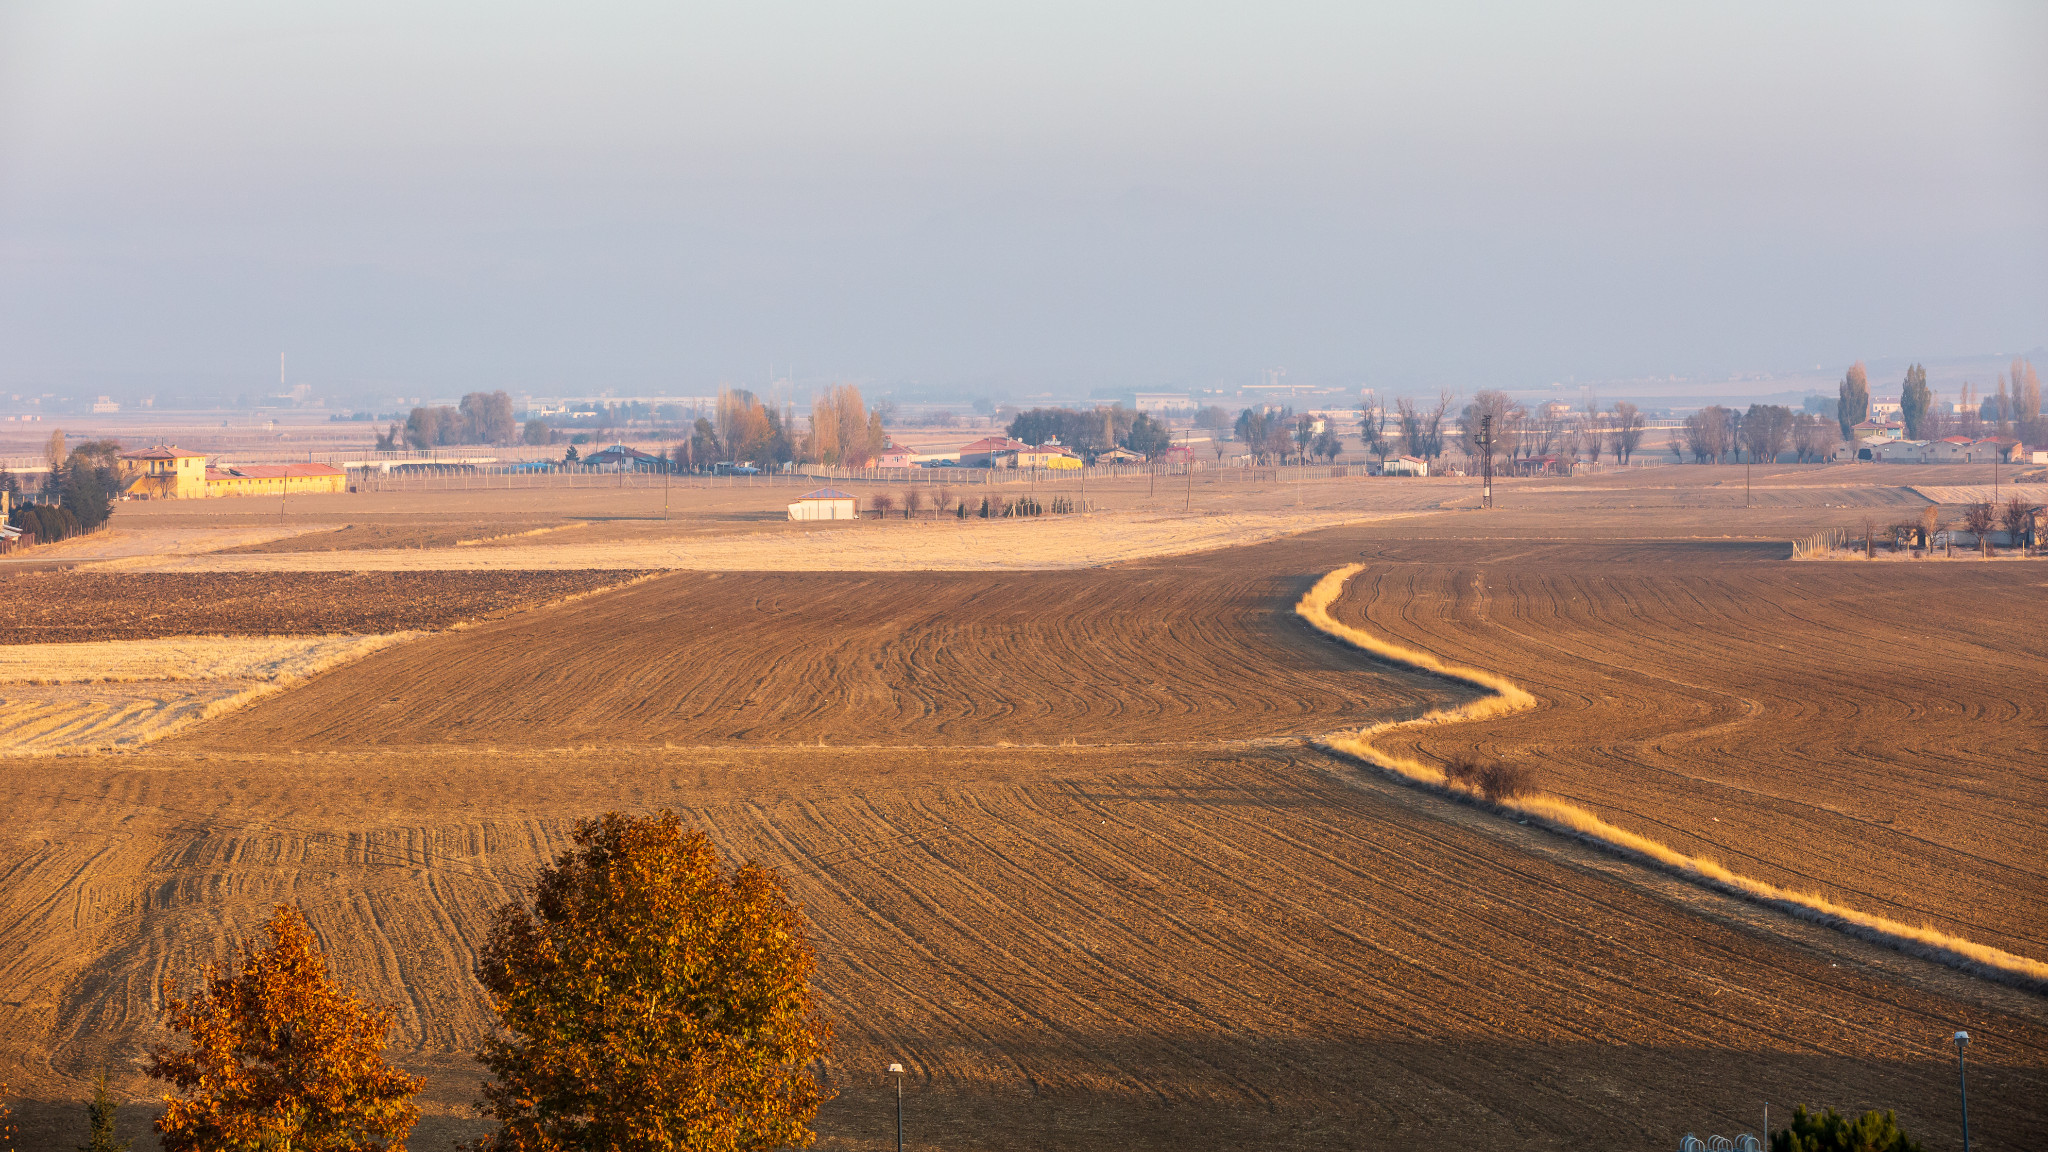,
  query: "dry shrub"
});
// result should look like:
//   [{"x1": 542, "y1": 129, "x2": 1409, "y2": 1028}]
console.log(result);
[
  {"x1": 902, "y1": 489, "x2": 925, "y2": 518},
  {"x1": 868, "y1": 492, "x2": 896, "y2": 517},
  {"x1": 1441, "y1": 756, "x2": 1483, "y2": 788},
  {"x1": 936, "y1": 487, "x2": 955, "y2": 512},
  {"x1": 1477, "y1": 761, "x2": 1539, "y2": 802},
  {"x1": 1441, "y1": 756, "x2": 1539, "y2": 803}
]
